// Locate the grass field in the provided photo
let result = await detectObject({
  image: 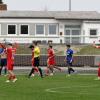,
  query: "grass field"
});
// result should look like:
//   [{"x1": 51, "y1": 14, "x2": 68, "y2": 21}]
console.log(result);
[{"x1": 0, "y1": 74, "x2": 100, "y2": 100}]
